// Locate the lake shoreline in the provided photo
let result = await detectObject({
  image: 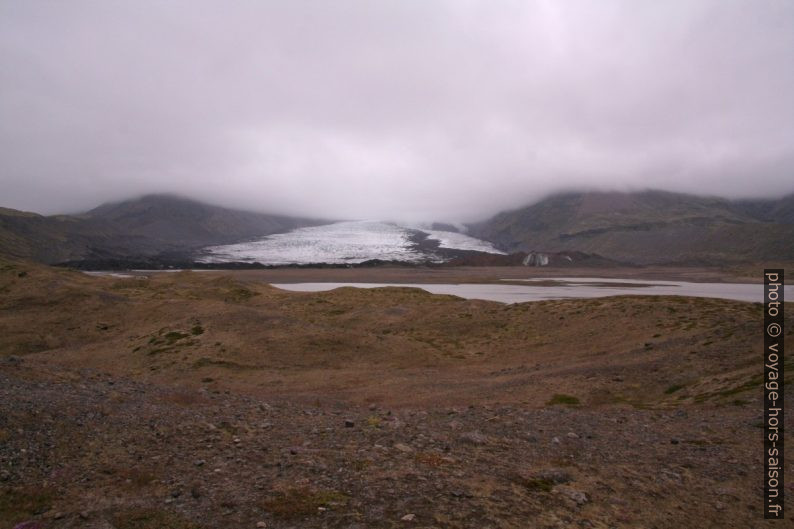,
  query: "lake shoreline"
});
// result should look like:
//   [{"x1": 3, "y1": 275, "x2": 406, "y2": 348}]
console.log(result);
[
  {"x1": 100, "y1": 264, "x2": 786, "y2": 285},
  {"x1": 270, "y1": 278, "x2": 791, "y2": 304}
]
